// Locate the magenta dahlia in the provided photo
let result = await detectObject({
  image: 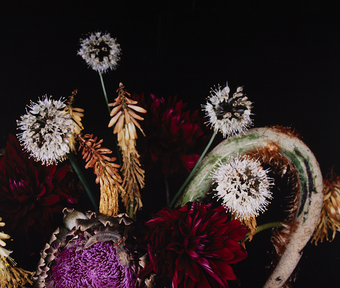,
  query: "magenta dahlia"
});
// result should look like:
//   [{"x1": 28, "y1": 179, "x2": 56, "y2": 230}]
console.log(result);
[
  {"x1": 138, "y1": 202, "x2": 248, "y2": 287},
  {"x1": 0, "y1": 134, "x2": 79, "y2": 265}
]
